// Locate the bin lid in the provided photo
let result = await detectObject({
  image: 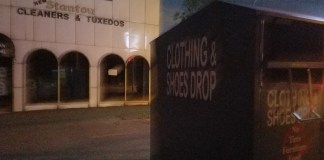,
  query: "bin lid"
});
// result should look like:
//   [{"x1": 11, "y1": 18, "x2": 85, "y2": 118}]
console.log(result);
[{"x1": 221, "y1": 0, "x2": 324, "y2": 24}]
